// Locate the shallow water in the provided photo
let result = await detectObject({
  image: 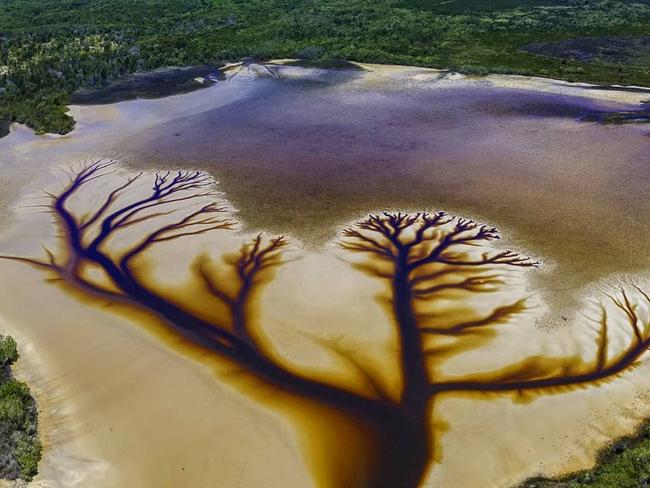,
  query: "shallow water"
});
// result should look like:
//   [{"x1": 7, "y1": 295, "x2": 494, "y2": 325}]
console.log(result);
[
  {"x1": 0, "y1": 64, "x2": 649, "y2": 488},
  {"x1": 119, "y1": 66, "x2": 650, "y2": 309}
]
